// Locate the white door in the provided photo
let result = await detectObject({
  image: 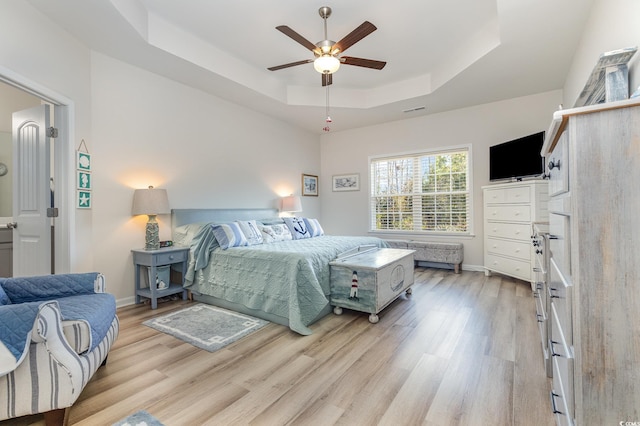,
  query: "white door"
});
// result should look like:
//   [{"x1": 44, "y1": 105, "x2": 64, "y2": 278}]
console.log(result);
[{"x1": 12, "y1": 105, "x2": 51, "y2": 276}]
